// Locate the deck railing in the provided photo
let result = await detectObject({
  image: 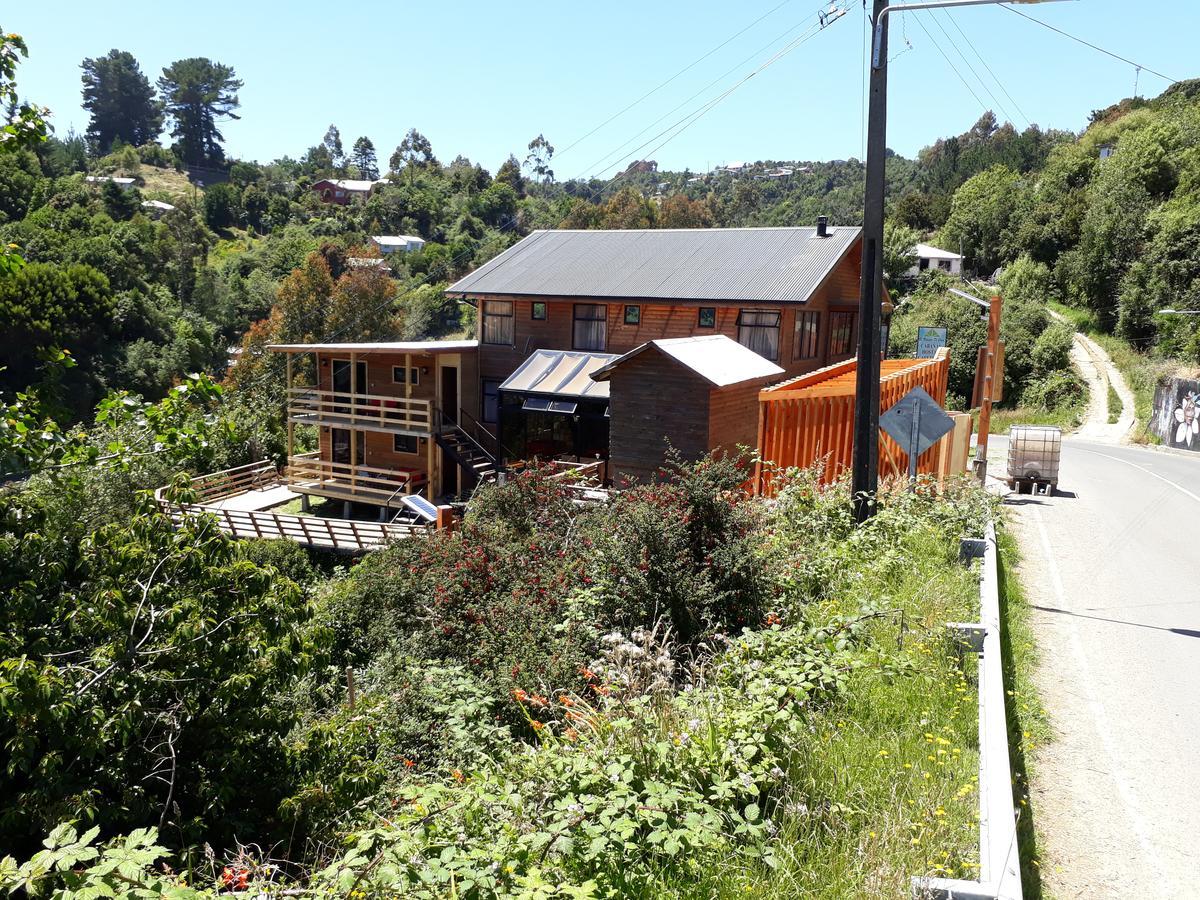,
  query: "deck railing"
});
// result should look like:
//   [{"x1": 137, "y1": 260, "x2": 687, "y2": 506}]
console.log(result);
[
  {"x1": 287, "y1": 387, "x2": 434, "y2": 434},
  {"x1": 285, "y1": 452, "x2": 428, "y2": 505},
  {"x1": 187, "y1": 459, "x2": 282, "y2": 504},
  {"x1": 155, "y1": 499, "x2": 428, "y2": 551}
]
